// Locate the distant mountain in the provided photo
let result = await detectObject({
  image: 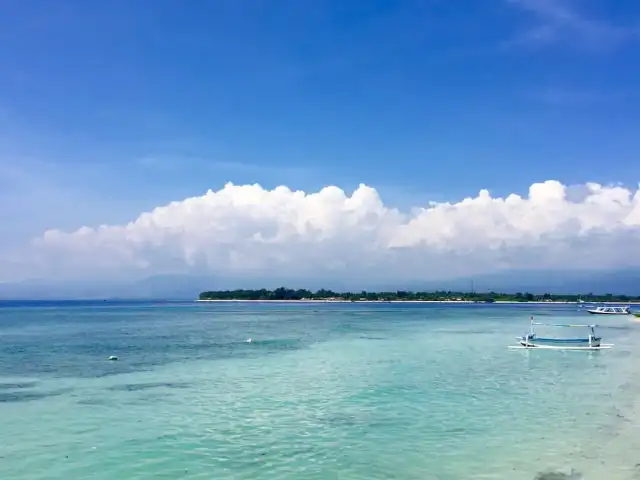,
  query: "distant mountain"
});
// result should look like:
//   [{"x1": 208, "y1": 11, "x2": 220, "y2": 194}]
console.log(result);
[
  {"x1": 0, "y1": 268, "x2": 638, "y2": 300},
  {"x1": 0, "y1": 275, "x2": 217, "y2": 301},
  {"x1": 402, "y1": 269, "x2": 640, "y2": 296},
  {"x1": 0, "y1": 273, "x2": 356, "y2": 300},
  {"x1": 0, "y1": 278, "x2": 124, "y2": 300}
]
